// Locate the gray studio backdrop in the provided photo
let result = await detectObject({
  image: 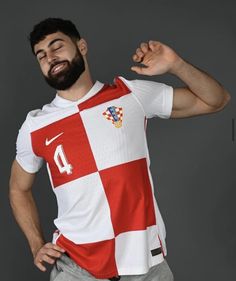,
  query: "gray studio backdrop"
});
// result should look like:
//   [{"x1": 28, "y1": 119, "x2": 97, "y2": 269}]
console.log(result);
[{"x1": 1, "y1": 0, "x2": 235, "y2": 280}]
